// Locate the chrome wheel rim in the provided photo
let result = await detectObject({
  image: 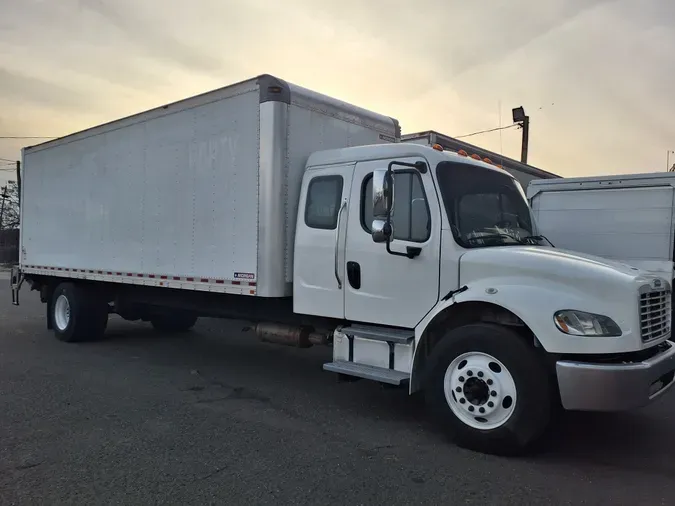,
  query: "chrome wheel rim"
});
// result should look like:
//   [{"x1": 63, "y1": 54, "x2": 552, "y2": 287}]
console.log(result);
[{"x1": 443, "y1": 351, "x2": 517, "y2": 430}]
